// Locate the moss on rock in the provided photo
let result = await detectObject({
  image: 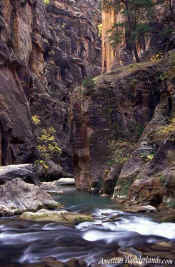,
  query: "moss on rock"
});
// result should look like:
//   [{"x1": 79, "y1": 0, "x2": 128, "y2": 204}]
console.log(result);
[{"x1": 20, "y1": 209, "x2": 93, "y2": 225}]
